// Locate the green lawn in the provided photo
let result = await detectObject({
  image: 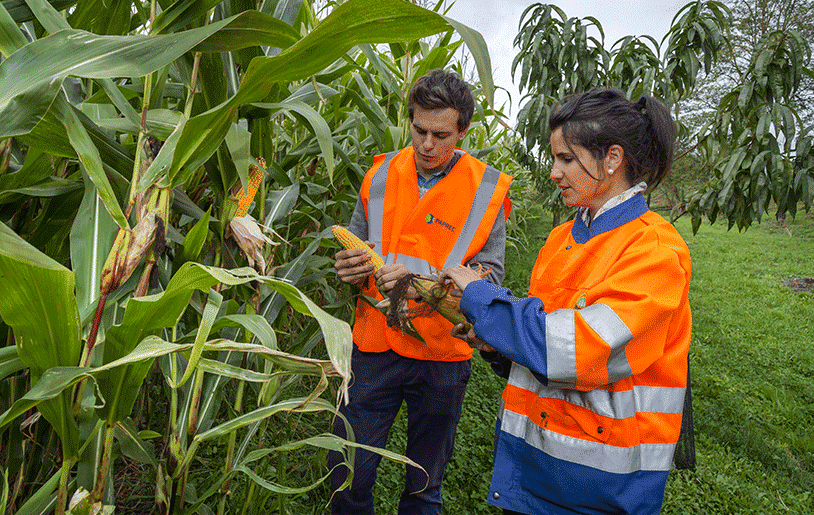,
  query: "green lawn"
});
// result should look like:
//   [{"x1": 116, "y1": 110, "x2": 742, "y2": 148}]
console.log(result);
[{"x1": 371, "y1": 209, "x2": 814, "y2": 514}]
